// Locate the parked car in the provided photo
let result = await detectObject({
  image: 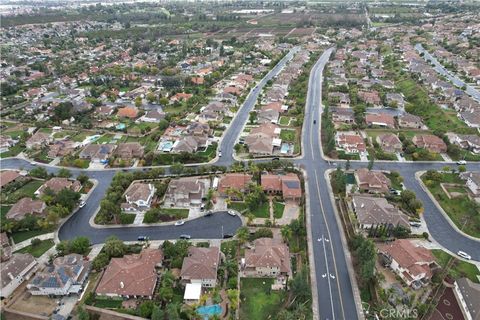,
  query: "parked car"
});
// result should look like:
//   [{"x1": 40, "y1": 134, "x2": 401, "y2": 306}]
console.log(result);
[
  {"x1": 409, "y1": 222, "x2": 421, "y2": 228},
  {"x1": 175, "y1": 220, "x2": 185, "y2": 226},
  {"x1": 457, "y1": 251, "x2": 471, "y2": 260},
  {"x1": 457, "y1": 160, "x2": 467, "y2": 165},
  {"x1": 137, "y1": 236, "x2": 148, "y2": 241},
  {"x1": 313, "y1": 120, "x2": 316, "y2": 124},
  {"x1": 179, "y1": 234, "x2": 191, "y2": 240},
  {"x1": 79, "y1": 201, "x2": 86, "y2": 208},
  {"x1": 223, "y1": 233, "x2": 234, "y2": 239},
  {"x1": 205, "y1": 211, "x2": 213, "y2": 217},
  {"x1": 228, "y1": 210, "x2": 236, "y2": 217},
  {"x1": 219, "y1": 151, "x2": 222, "y2": 157}
]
